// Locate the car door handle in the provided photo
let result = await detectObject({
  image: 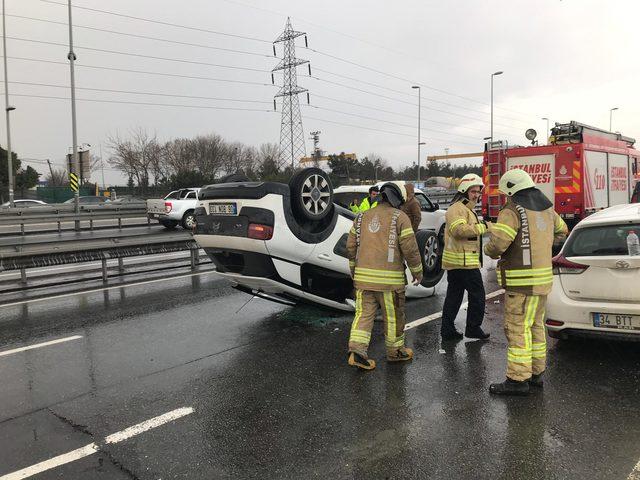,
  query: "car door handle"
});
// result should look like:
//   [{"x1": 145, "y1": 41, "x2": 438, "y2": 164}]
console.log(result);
[{"x1": 317, "y1": 253, "x2": 332, "y2": 261}]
